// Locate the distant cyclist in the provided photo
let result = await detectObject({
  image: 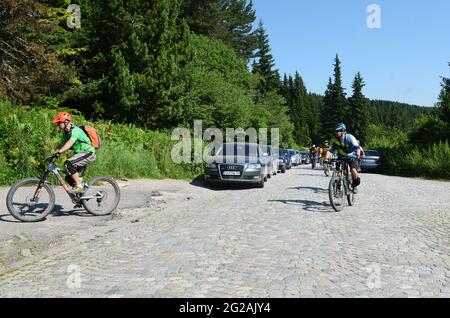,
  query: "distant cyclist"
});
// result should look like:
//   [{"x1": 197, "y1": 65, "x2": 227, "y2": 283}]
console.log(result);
[
  {"x1": 320, "y1": 140, "x2": 330, "y2": 164},
  {"x1": 52, "y1": 112, "x2": 96, "y2": 193},
  {"x1": 309, "y1": 144, "x2": 318, "y2": 168},
  {"x1": 325, "y1": 123, "x2": 362, "y2": 193}
]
